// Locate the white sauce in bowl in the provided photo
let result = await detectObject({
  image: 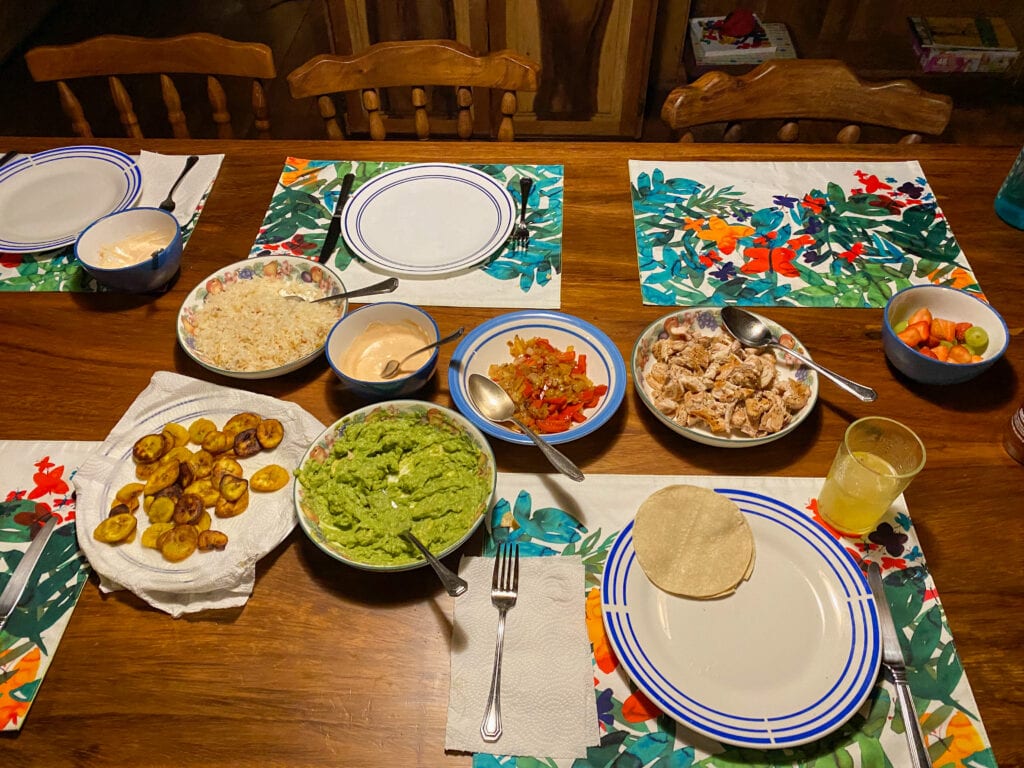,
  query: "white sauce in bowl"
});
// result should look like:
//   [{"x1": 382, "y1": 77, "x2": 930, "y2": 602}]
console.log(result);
[
  {"x1": 95, "y1": 230, "x2": 170, "y2": 268},
  {"x1": 341, "y1": 321, "x2": 431, "y2": 381}
]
